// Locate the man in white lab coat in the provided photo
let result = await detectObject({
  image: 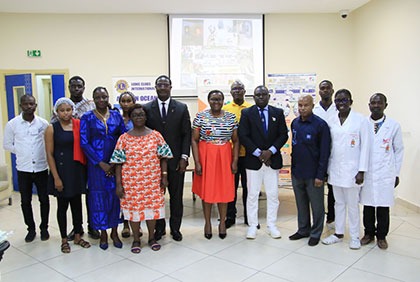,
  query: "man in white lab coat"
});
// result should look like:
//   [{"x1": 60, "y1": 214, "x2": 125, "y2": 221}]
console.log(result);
[
  {"x1": 360, "y1": 93, "x2": 404, "y2": 250},
  {"x1": 321, "y1": 89, "x2": 370, "y2": 250},
  {"x1": 313, "y1": 80, "x2": 337, "y2": 228}
]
